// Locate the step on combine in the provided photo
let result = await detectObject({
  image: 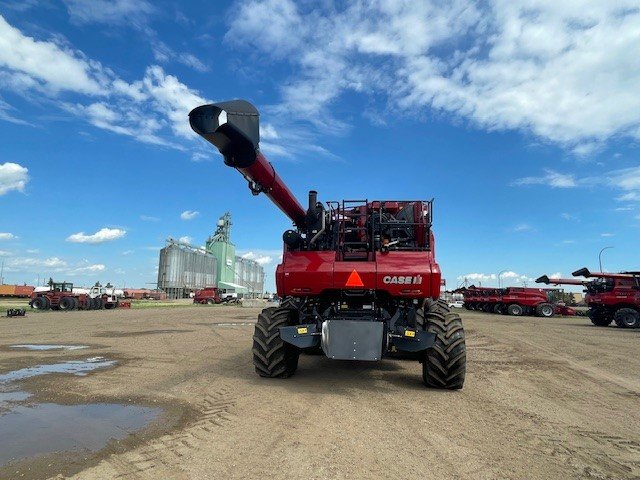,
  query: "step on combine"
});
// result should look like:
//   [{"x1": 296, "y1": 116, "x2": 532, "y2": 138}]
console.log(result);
[
  {"x1": 537, "y1": 269, "x2": 640, "y2": 328},
  {"x1": 189, "y1": 100, "x2": 465, "y2": 389}
]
